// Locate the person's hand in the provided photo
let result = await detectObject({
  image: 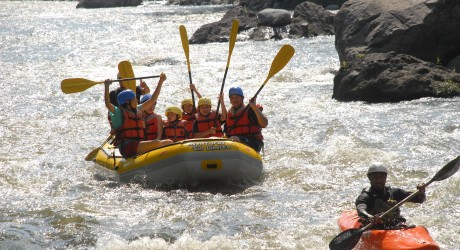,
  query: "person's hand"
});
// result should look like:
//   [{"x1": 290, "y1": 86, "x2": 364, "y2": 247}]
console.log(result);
[
  {"x1": 416, "y1": 183, "x2": 426, "y2": 194},
  {"x1": 218, "y1": 93, "x2": 224, "y2": 102},
  {"x1": 159, "y1": 72, "x2": 167, "y2": 82},
  {"x1": 209, "y1": 127, "x2": 216, "y2": 135},
  {"x1": 104, "y1": 79, "x2": 112, "y2": 86},
  {"x1": 140, "y1": 80, "x2": 147, "y2": 88},
  {"x1": 190, "y1": 83, "x2": 197, "y2": 91},
  {"x1": 368, "y1": 213, "x2": 384, "y2": 225}
]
